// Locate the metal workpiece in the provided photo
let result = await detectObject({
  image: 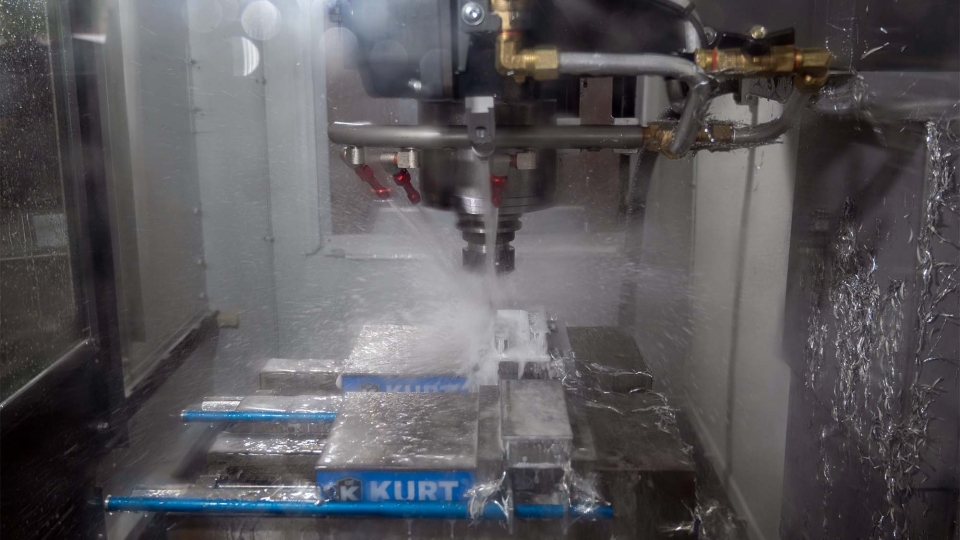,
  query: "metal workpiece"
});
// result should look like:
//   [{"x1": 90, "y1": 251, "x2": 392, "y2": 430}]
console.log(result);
[
  {"x1": 207, "y1": 433, "x2": 327, "y2": 483},
  {"x1": 500, "y1": 380, "x2": 574, "y2": 474},
  {"x1": 329, "y1": 123, "x2": 646, "y2": 149},
  {"x1": 477, "y1": 385, "x2": 505, "y2": 483},
  {"x1": 345, "y1": 324, "x2": 468, "y2": 378},
  {"x1": 200, "y1": 396, "x2": 245, "y2": 412},
  {"x1": 127, "y1": 484, "x2": 326, "y2": 503},
  {"x1": 546, "y1": 318, "x2": 573, "y2": 360},
  {"x1": 318, "y1": 392, "x2": 480, "y2": 472},
  {"x1": 565, "y1": 326, "x2": 654, "y2": 394},
  {"x1": 259, "y1": 358, "x2": 344, "y2": 395},
  {"x1": 568, "y1": 390, "x2": 696, "y2": 539},
  {"x1": 496, "y1": 310, "x2": 555, "y2": 378},
  {"x1": 240, "y1": 395, "x2": 342, "y2": 414},
  {"x1": 496, "y1": 309, "x2": 550, "y2": 362},
  {"x1": 570, "y1": 390, "x2": 693, "y2": 473},
  {"x1": 567, "y1": 396, "x2": 598, "y2": 466},
  {"x1": 315, "y1": 393, "x2": 480, "y2": 503}
]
